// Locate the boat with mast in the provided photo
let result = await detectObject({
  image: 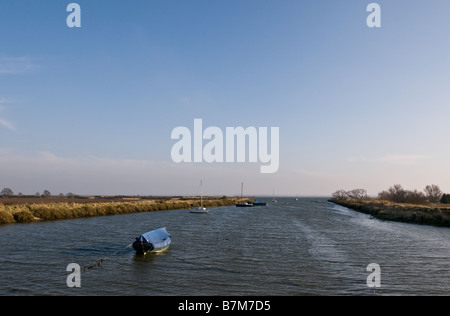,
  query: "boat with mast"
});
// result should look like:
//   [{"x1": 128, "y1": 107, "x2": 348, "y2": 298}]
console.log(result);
[
  {"x1": 236, "y1": 182, "x2": 254, "y2": 207},
  {"x1": 190, "y1": 180, "x2": 208, "y2": 213},
  {"x1": 235, "y1": 182, "x2": 267, "y2": 207}
]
